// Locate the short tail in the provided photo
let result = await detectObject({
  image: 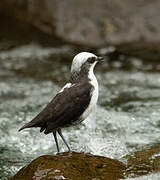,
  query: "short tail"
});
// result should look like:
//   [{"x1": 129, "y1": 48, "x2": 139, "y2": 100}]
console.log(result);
[{"x1": 18, "y1": 122, "x2": 35, "y2": 131}]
